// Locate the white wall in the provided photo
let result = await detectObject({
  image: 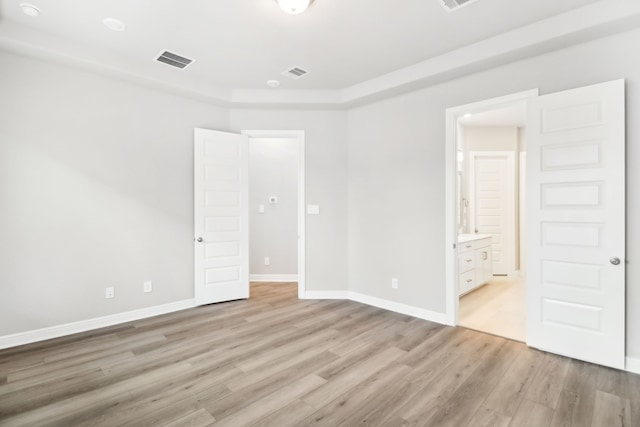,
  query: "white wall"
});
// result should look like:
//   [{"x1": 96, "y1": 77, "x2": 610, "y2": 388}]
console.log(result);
[
  {"x1": 229, "y1": 109, "x2": 349, "y2": 292},
  {"x1": 0, "y1": 51, "x2": 229, "y2": 336},
  {"x1": 249, "y1": 138, "x2": 298, "y2": 276},
  {"x1": 347, "y1": 28, "x2": 640, "y2": 359}
]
